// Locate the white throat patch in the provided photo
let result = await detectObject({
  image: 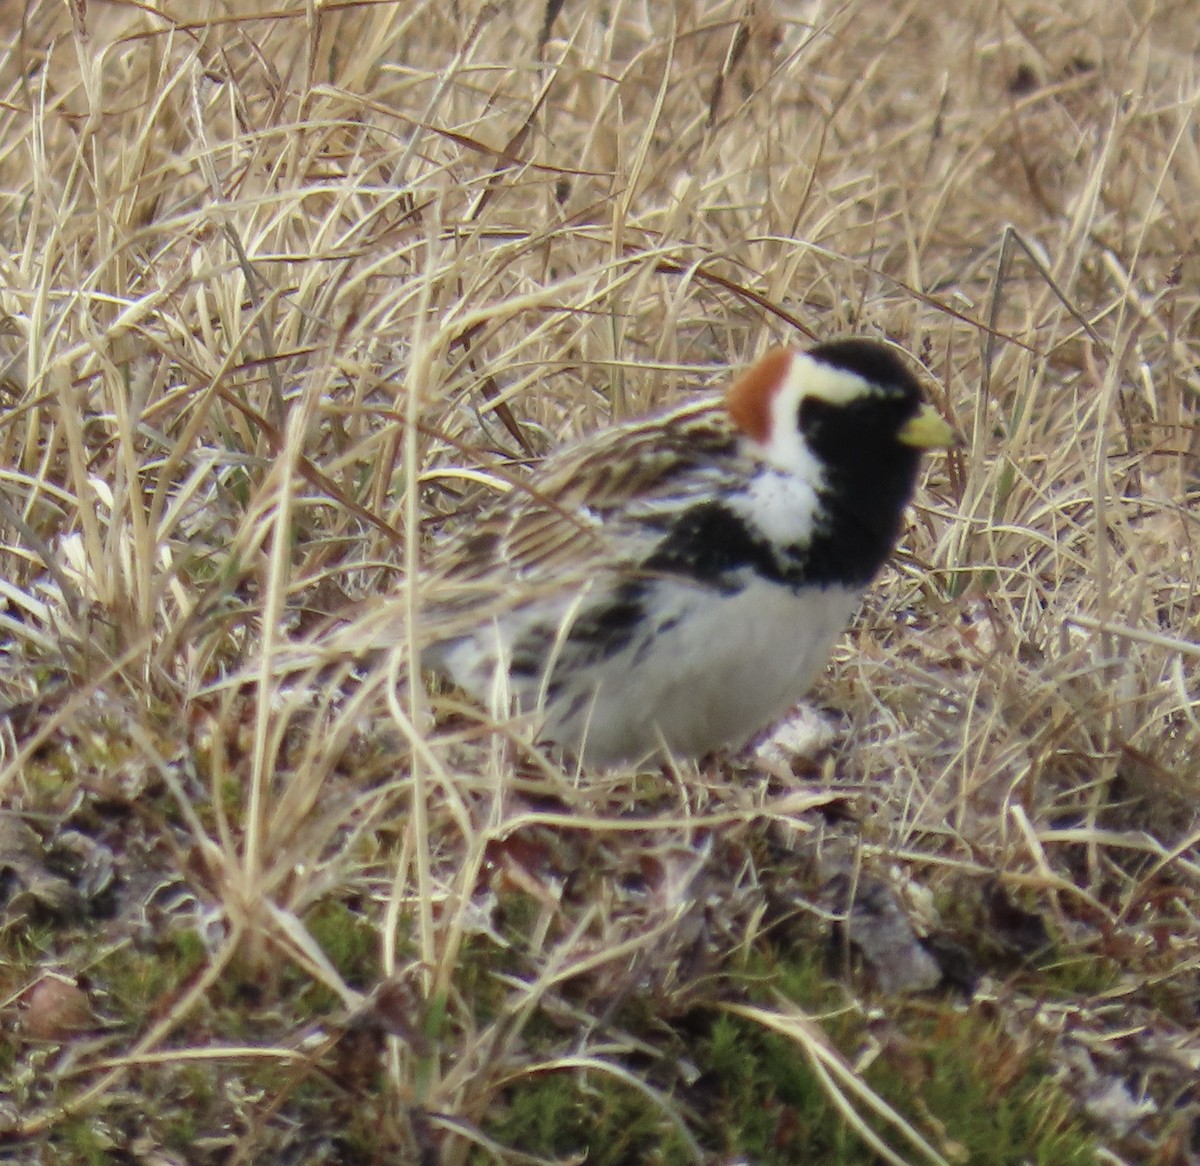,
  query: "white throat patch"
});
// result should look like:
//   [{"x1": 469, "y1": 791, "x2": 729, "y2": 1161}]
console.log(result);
[{"x1": 729, "y1": 351, "x2": 883, "y2": 548}]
